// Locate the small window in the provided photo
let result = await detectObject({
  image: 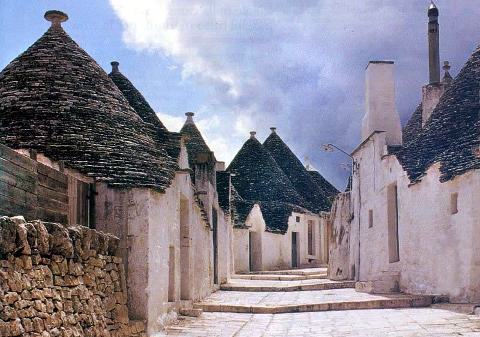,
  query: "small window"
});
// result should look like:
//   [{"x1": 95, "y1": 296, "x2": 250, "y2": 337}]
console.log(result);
[
  {"x1": 451, "y1": 193, "x2": 459, "y2": 215},
  {"x1": 368, "y1": 209, "x2": 373, "y2": 228},
  {"x1": 296, "y1": 216, "x2": 300, "y2": 222}
]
